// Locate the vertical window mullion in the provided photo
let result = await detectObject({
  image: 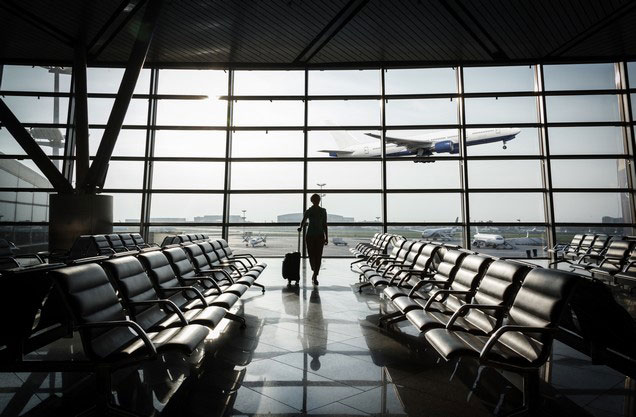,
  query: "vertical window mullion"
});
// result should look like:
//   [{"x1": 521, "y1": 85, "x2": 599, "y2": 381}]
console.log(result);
[
  {"x1": 140, "y1": 68, "x2": 159, "y2": 238},
  {"x1": 302, "y1": 69, "x2": 309, "y2": 257},
  {"x1": 222, "y1": 70, "x2": 234, "y2": 240},
  {"x1": 617, "y1": 62, "x2": 636, "y2": 228},
  {"x1": 537, "y1": 64, "x2": 556, "y2": 251},
  {"x1": 457, "y1": 66, "x2": 469, "y2": 249},
  {"x1": 381, "y1": 68, "x2": 387, "y2": 233}
]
